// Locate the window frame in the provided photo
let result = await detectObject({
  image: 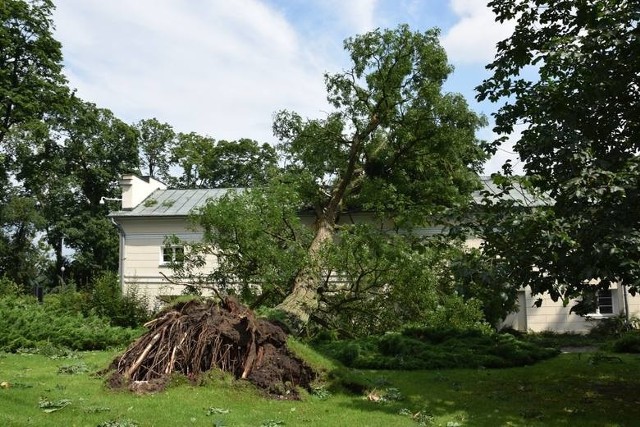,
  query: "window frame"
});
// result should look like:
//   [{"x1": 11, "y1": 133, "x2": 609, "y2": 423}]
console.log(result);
[
  {"x1": 594, "y1": 288, "x2": 614, "y2": 316},
  {"x1": 161, "y1": 245, "x2": 184, "y2": 266},
  {"x1": 585, "y1": 288, "x2": 616, "y2": 319}
]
